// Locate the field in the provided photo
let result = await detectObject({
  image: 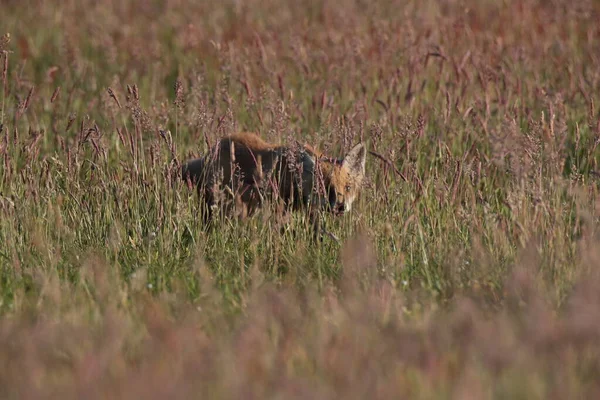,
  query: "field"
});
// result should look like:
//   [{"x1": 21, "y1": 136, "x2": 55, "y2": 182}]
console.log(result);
[{"x1": 1, "y1": 0, "x2": 600, "y2": 398}]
